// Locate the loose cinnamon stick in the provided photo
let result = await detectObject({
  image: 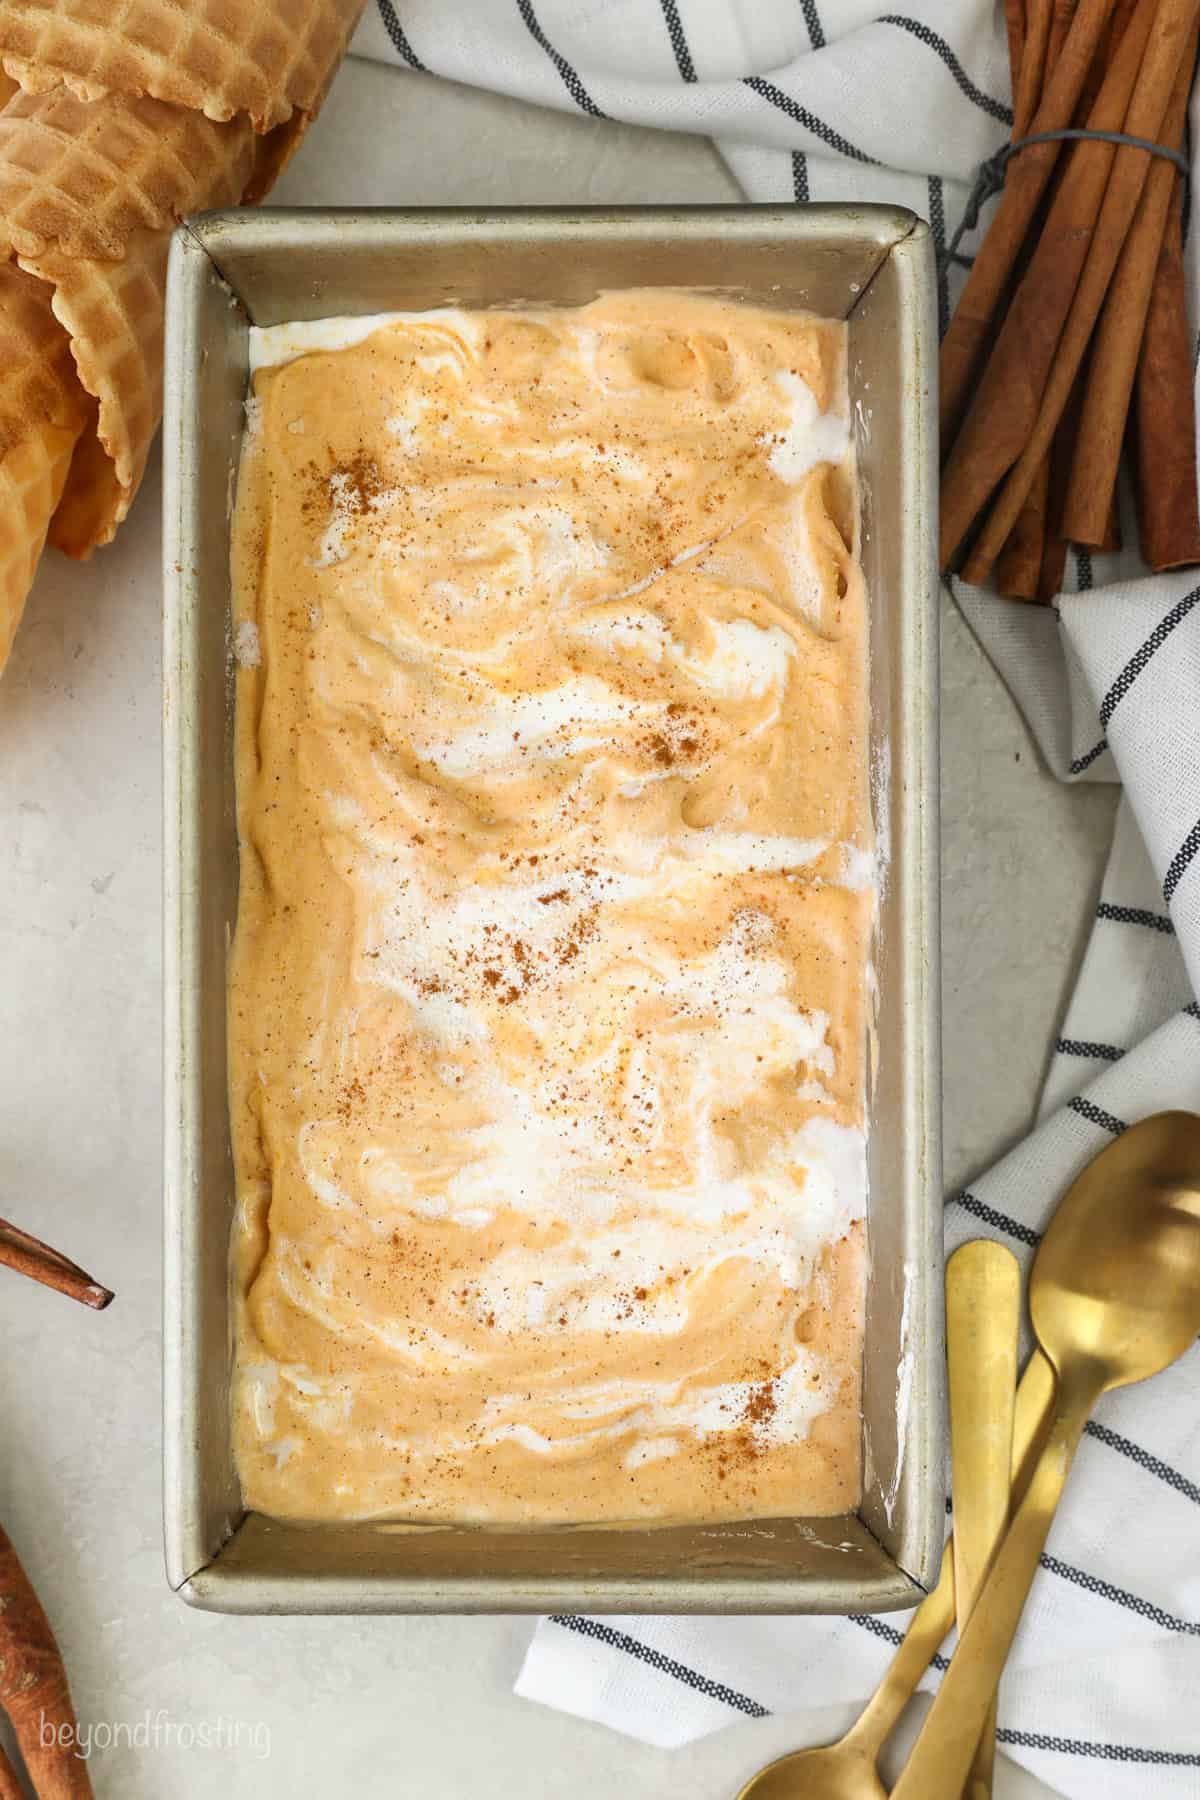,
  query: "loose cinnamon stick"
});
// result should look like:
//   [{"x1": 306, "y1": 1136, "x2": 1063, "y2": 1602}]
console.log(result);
[
  {"x1": 996, "y1": 456, "x2": 1053, "y2": 598},
  {"x1": 0, "y1": 1215, "x2": 113, "y2": 1309},
  {"x1": 962, "y1": 0, "x2": 1199, "y2": 581},
  {"x1": 939, "y1": 0, "x2": 1119, "y2": 443},
  {"x1": 1132, "y1": 167, "x2": 1200, "y2": 567},
  {"x1": 1060, "y1": 27, "x2": 1195, "y2": 544},
  {"x1": 0, "y1": 1526, "x2": 93, "y2": 1798}
]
